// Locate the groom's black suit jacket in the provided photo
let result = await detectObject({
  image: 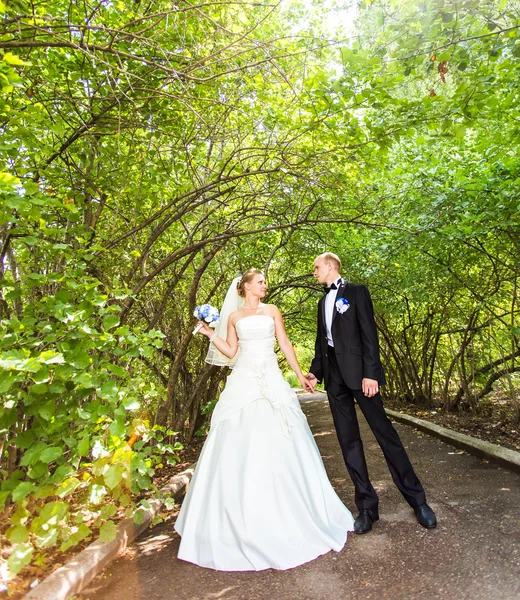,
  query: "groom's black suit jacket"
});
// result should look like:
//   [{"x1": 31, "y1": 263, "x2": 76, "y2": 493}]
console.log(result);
[{"x1": 310, "y1": 281, "x2": 386, "y2": 390}]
